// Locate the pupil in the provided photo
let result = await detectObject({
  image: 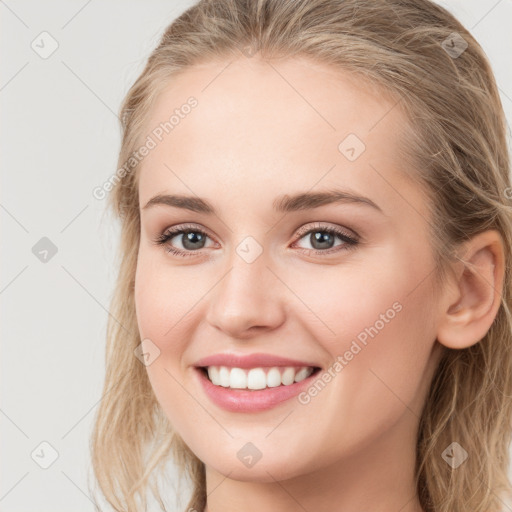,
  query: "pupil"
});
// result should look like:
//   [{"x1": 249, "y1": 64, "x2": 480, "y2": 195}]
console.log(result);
[
  {"x1": 312, "y1": 231, "x2": 334, "y2": 250},
  {"x1": 183, "y1": 231, "x2": 205, "y2": 250}
]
